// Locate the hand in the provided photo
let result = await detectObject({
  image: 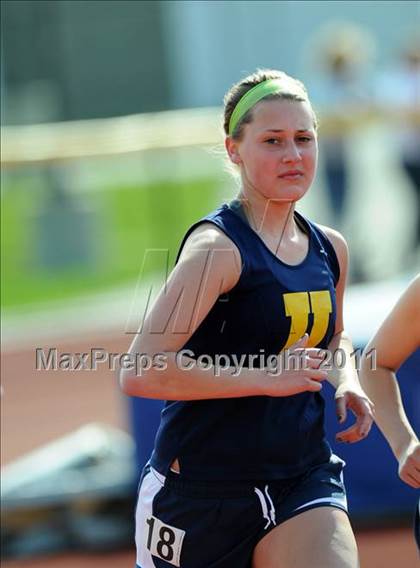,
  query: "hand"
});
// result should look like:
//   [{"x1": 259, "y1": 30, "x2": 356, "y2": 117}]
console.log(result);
[
  {"x1": 263, "y1": 334, "x2": 328, "y2": 397},
  {"x1": 335, "y1": 383, "x2": 374, "y2": 443},
  {"x1": 398, "y1": 440, "x2": 420, "y2": 489}
]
